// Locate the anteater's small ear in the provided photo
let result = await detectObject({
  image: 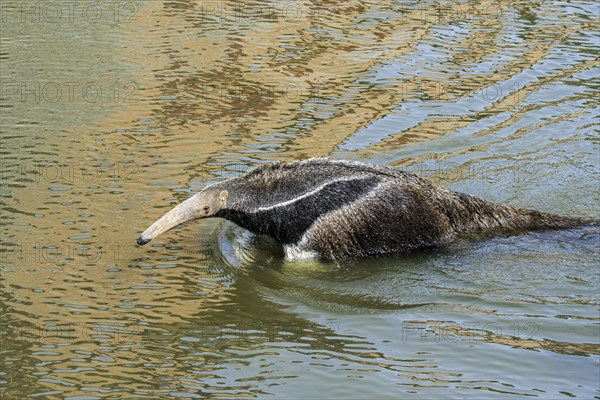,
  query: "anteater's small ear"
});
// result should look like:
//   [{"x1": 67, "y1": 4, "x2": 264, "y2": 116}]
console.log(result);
[{"x1": 219, "y1": 190, "x2": 228, "y2": 206}]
